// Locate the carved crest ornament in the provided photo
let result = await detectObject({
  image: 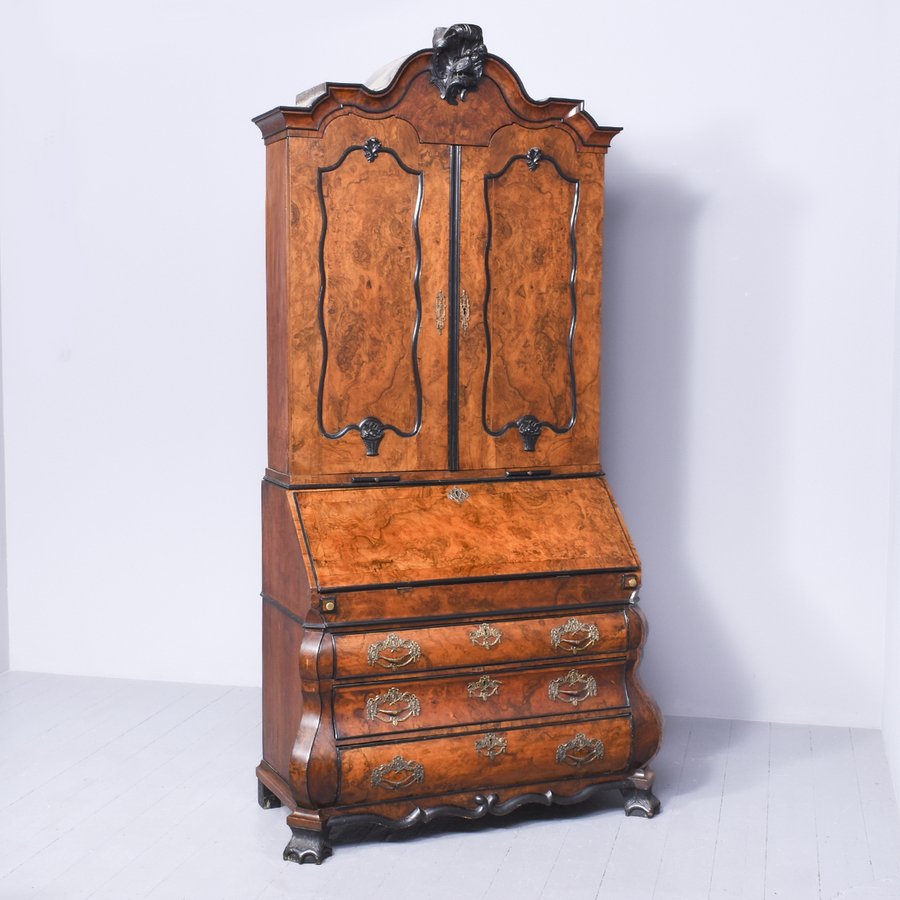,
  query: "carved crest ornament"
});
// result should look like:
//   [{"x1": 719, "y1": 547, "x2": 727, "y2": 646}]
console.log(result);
[{"x1": 430, "y1": 23, "x2": 488, "y2": 105}]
